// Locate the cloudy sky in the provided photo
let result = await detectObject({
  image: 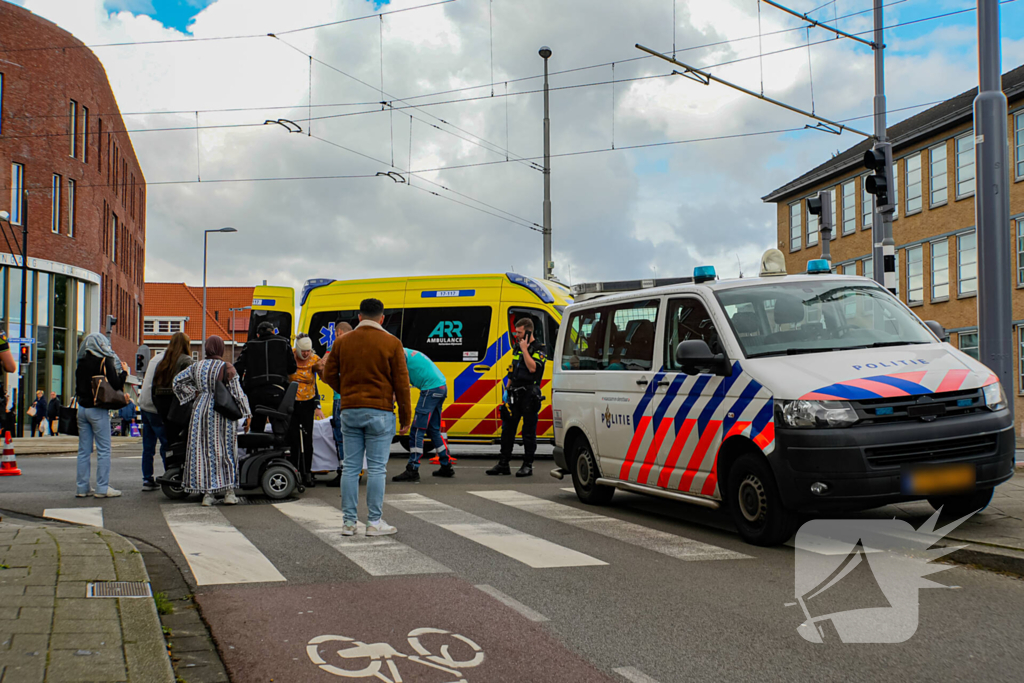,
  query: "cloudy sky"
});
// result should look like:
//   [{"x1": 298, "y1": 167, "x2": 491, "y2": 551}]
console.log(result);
[{"x1": 10, "y1": 0, "x2": 1024, "y2": 294}]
